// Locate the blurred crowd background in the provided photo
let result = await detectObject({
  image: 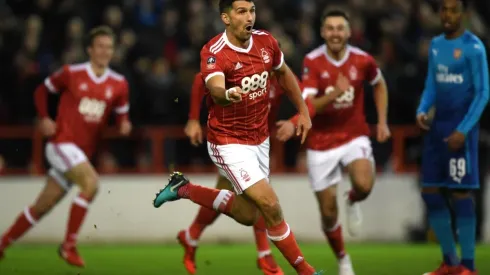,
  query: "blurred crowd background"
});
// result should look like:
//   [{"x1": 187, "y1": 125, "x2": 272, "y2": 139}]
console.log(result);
[{"x1": 0, "y1": 0, "x2": 490, "y2": 172}]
